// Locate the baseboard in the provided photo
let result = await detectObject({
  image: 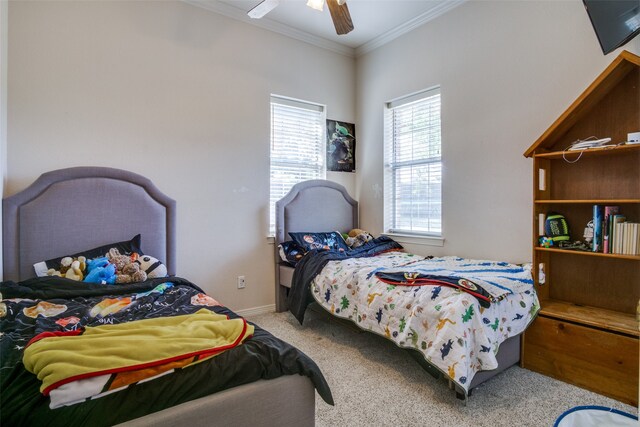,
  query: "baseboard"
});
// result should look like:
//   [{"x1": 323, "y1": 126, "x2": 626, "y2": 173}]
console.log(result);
[{"x1": 235, "y1": 304, "x2": 276, "y2": 317}]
